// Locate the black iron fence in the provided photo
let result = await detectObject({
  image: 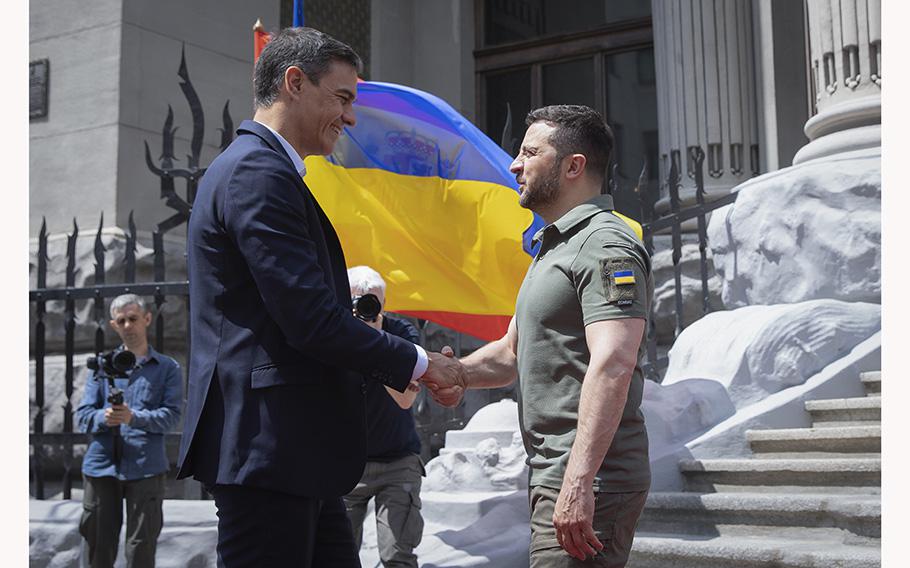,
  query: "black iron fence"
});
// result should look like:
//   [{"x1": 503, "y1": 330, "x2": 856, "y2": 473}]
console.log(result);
[
  {"x1": 635, "y1": 147, "x2": 740, "y2": 381},
  {"x1": 28, "y1": 48, "x2": 218, "y2": 500},
  {"x1": 29, "y1": 51, "x2": 739, "y2": 500},
  {"x1": 29, "y1": 217, "x2": 190, "y2": 499}
]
